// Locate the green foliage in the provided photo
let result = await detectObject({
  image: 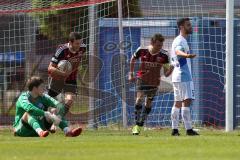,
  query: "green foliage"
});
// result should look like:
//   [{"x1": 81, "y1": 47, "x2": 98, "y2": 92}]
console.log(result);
[
  {"x1": 98, "y1": 0, "x2": 142, "y2": 18},
  {"x1": 31, "y1": 0, "x2": 142, "y2": 40},
  {"x1": 31, "y1": 0, "x2": 87, "y2": 40}
]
